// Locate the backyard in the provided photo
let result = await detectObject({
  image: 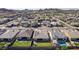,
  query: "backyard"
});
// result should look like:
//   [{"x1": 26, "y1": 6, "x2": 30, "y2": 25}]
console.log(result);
[{"x1": 12, "y1": 41, "x2": 32, "y2": 47}]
